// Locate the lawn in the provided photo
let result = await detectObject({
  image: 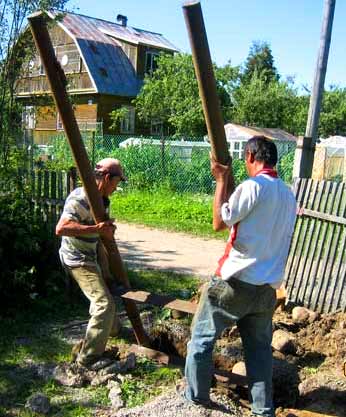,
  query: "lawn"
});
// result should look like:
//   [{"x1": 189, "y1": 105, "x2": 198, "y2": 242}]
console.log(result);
[{"x1": 110, "y1": 187, "x2": 228, "y2": 240}]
